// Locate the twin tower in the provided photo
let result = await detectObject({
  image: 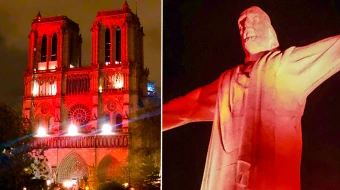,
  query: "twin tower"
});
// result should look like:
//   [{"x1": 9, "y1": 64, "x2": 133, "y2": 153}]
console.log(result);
[{"x1": 23, "y1": 1, "x2": 149, "y2": 135}]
